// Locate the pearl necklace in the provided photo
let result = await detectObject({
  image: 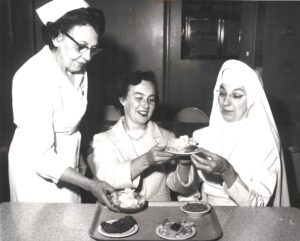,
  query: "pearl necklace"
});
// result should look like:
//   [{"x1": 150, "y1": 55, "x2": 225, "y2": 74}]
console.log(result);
[{"x1": 123, "y1": 120, "x2": 147, "y2": 141}]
